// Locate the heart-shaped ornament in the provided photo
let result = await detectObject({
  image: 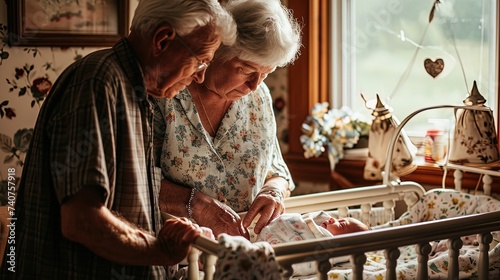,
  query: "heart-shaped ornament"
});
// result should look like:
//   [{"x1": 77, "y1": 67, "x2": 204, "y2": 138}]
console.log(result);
[{"x1": 424, "y1": 58, "x2": 444, "y2": 78}]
